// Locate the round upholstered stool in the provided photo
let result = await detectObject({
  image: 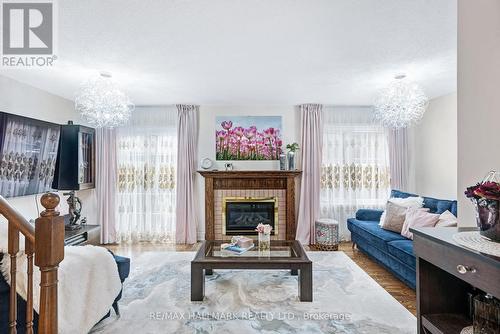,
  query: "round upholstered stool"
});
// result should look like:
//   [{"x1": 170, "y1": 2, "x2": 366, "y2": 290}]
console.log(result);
[{"x1": 312, "y1": 218, "x2": 339, "y2": 251}]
